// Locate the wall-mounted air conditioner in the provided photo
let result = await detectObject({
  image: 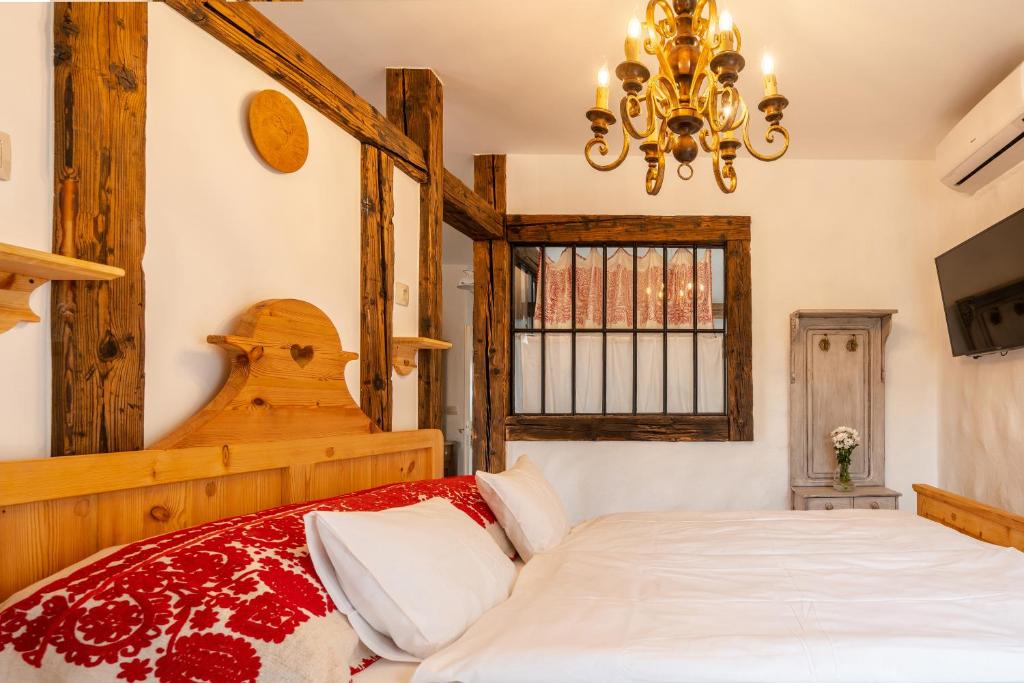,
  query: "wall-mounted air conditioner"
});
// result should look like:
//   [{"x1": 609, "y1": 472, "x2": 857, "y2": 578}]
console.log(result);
[{"x1": 936, "y1": 61, "x2": 1024, "y2": 194}]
